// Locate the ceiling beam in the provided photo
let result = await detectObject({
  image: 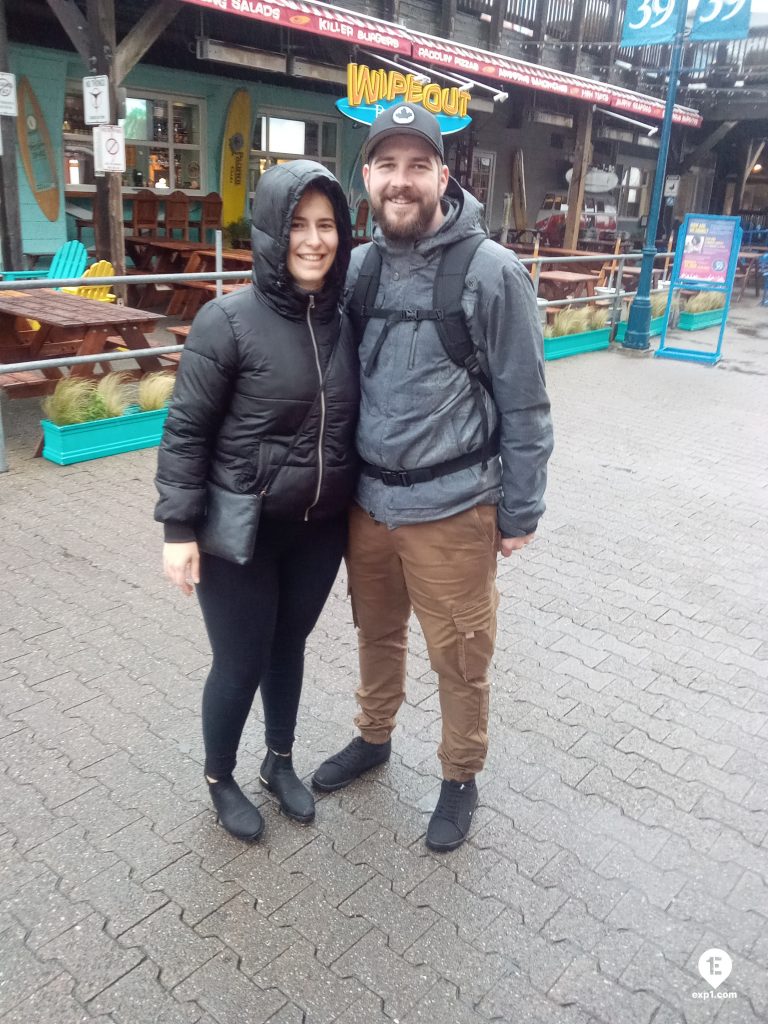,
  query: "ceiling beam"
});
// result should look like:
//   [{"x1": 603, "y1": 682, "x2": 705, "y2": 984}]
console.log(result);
[
  {"x1": 113, "y1": 0, "x2": 183, "y2": 85},
  {"x1": 46, "y1": 0, "x2": 90, "y2": 65},
  {"x1": 679, "y1": 121, "x2": 737, "y2": 173}
]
